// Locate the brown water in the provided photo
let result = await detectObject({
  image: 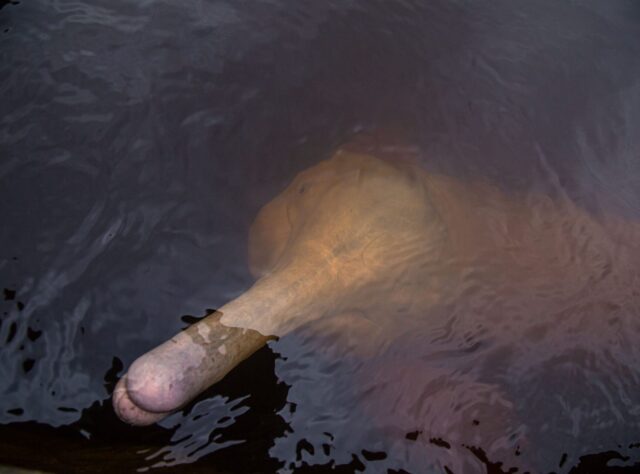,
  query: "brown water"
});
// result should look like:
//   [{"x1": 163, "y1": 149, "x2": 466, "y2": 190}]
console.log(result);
[{"x1": 2, "y1": 0, "x2": 640, "y2": 472}]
